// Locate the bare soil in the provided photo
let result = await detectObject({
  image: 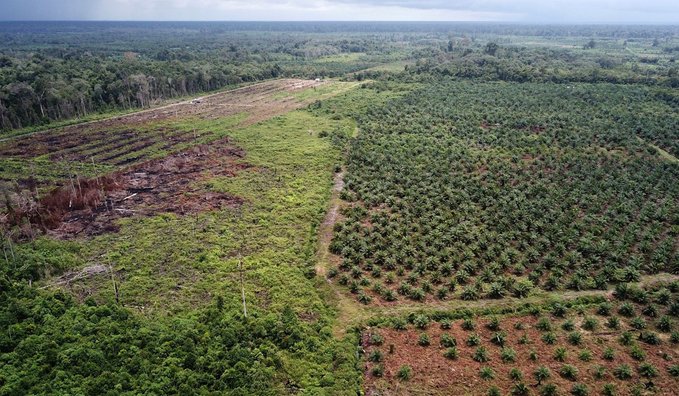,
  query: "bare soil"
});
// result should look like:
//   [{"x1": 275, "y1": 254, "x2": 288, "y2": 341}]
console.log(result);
[
  {"x1": 363, "y1": 312, "x2": 679, "y2": 396},
  {"x1": 0, "y1": 79, "x2": 325, "y2": 164},
  {"x1": 6, "y1": 137, "x2": 247, "y2": 239}
]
